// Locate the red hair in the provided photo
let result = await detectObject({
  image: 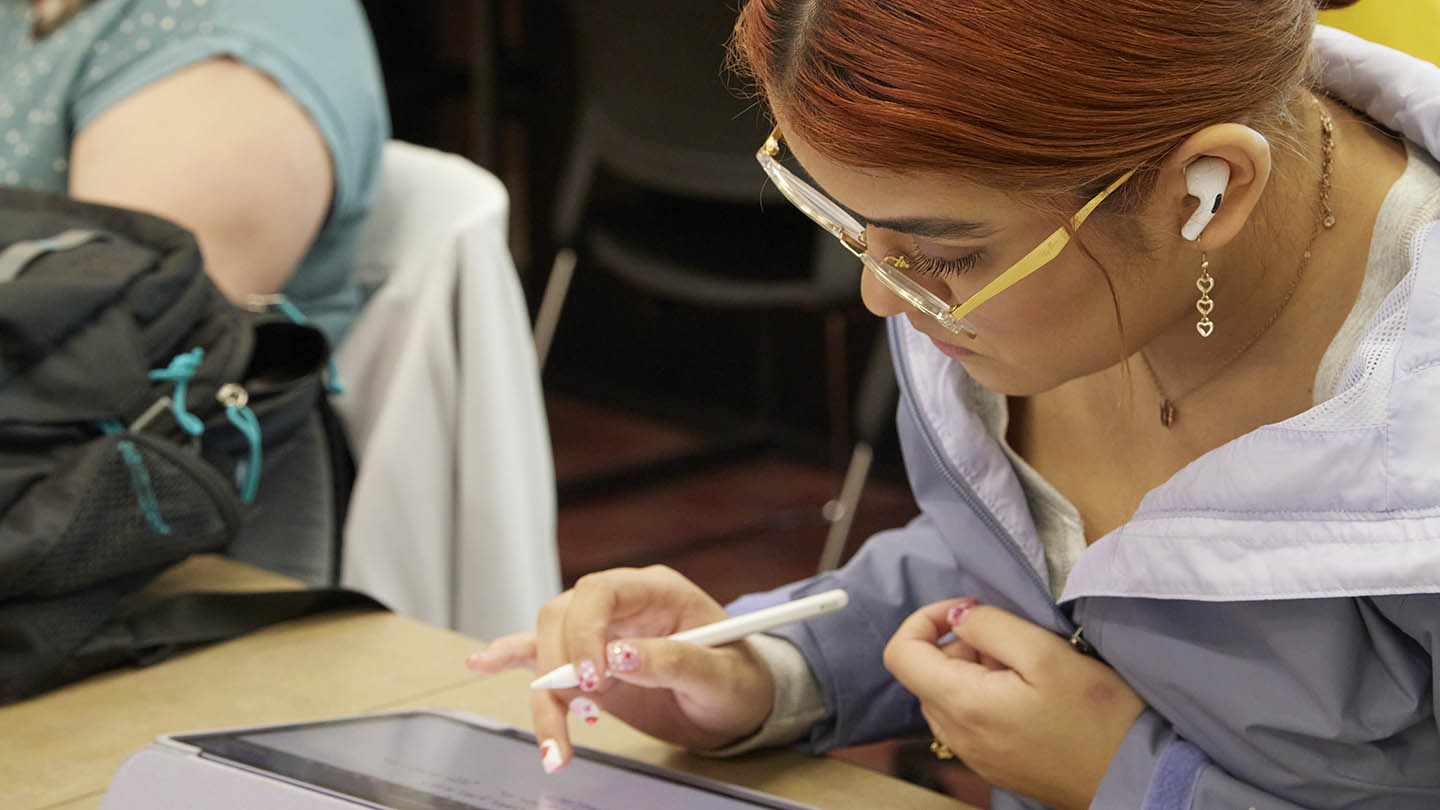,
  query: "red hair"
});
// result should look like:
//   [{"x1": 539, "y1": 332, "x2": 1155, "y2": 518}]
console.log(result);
[{"x1": 731, "y1": 0, "x2": 1347, "y2": 204}]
